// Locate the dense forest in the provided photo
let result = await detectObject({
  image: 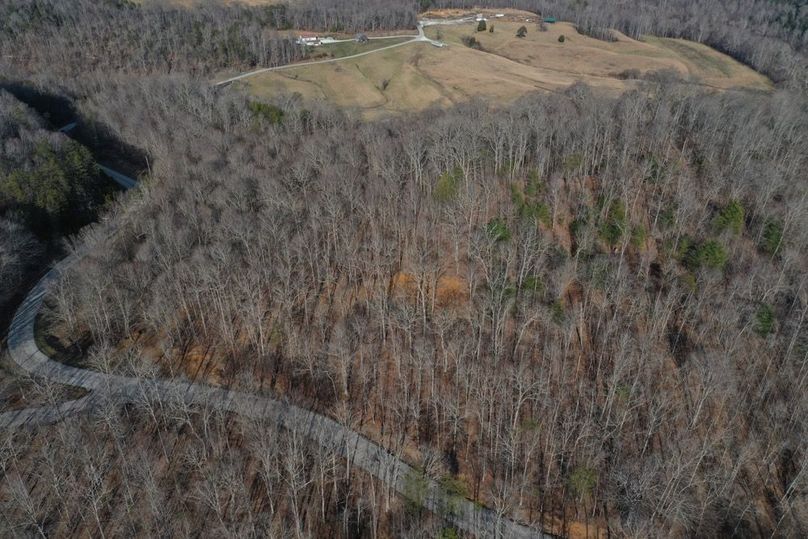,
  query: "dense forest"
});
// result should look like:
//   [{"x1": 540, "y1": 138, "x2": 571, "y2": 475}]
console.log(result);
[
  {"x1": 1, "y1": 1, "x2": 807, "y2": 538},
  {"x1": 1, "y1": 397, "x2": 441, "y2": 537},
  {"x1": 26, "y1": 76, "x2": 804, "y2": 536},
  {"x1": 0, "y1": 0, "x2": 417, "y2": 76},
  {"x1": 0, "y1": 90, "x2": 111, "y2": 329}
]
